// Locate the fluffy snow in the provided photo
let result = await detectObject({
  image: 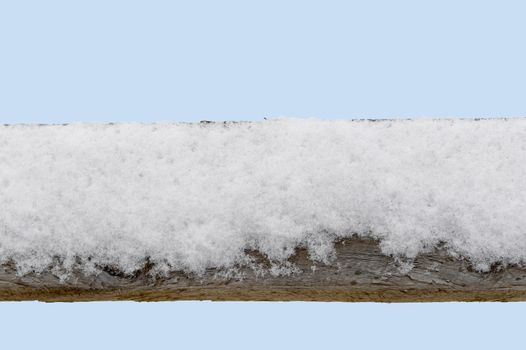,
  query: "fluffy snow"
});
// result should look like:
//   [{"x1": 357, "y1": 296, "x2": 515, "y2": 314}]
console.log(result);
[{"x1": 1, "y1": 118, "x2": 526, "y2": 276}]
